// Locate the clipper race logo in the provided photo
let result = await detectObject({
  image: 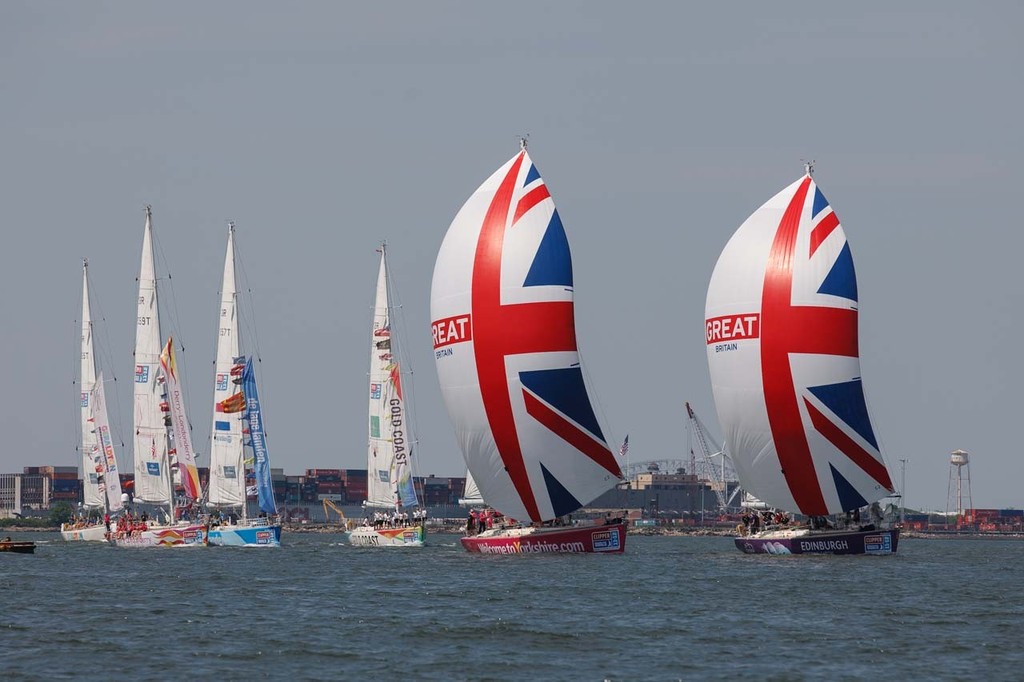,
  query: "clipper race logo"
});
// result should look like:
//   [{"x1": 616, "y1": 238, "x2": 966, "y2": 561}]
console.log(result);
[{"x1": 761, "y1": 178, "x2": 893, "y2": 515}]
